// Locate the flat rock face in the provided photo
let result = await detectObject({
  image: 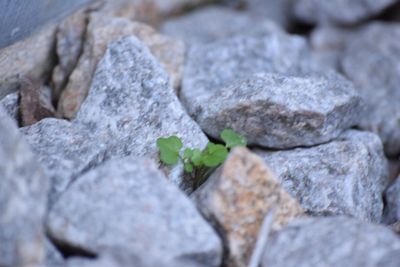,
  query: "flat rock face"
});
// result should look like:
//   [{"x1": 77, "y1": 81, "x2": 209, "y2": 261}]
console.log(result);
[
  {"x1": 255, "y1": 130, "x2": 388, "y2": 222},
  {"x1": 384, "y1": 177, "x2": 400, "y2": 224},
  {"x1": 262, "y1": 217, "x2": 400, "y2": 267},
  {"x1": 186, "y1": 72, "x2": 362, "y2": 148},
  {"x1": 58, "y1": 13, "x2": 184, "y2": 119},
  {"x1": 294, "y1": 0, "x2": 398, "y2": 25},
  {"x1": 74, "y1": 36, "x2": 207, "y2": 190},
  {"x1": 341, "y1": 23, "x2": 400, "y2": 156},
  {"x1": 0, "y1": 92, "x2": 19, "y2": 122},
  {"x1": 0, "y1": 107, "x2": 49, "y2": 267},
  {"x1": 193, "y1": 147, "x2": 303, "y2": 267},
  {"x1": 48, "y1": 157, "x2": 222, "y2": 267},
  {"x1": 161, "y1": 6, "x2": 280, "y2": 44}
]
